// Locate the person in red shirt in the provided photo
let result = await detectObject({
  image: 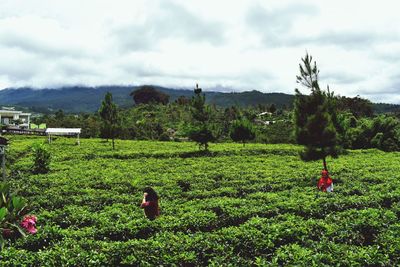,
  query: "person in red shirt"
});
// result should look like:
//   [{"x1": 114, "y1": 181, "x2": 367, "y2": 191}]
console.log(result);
[
  {"x1": 317, "y1": 169, "x2": 334, "y2": 192},
  {"x1": 140, "y1": 187, "x2": 160, "y2": 220}
]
